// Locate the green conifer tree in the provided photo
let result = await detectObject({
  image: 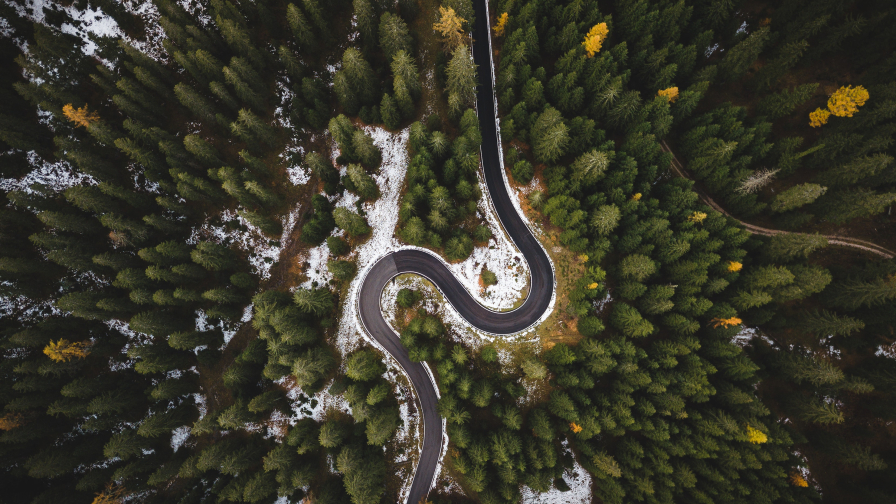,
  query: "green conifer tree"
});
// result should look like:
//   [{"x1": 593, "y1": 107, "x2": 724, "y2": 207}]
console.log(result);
[{"x1": 530, "y1": 107, "x2": 569, "y2": 163}]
